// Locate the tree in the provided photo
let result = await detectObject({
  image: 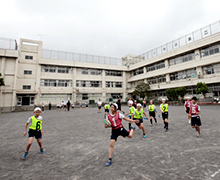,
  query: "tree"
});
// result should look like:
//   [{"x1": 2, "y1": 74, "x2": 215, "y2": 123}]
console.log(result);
[
  {"x1": 176, "y1": 87, "x2": 186, "y2": 99},
  {"x1": 195, "y1": 82, "x2": 209, "y2": 96},
  {"x1": 0, "y1": 73, "x2": 4, "y2": 86},
  {"x1": 166, "y1": 89, "x2": 178, "y2": 101},
  {"x1": 133, "y1": 82, "x2": 150, "y2": 99}
]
